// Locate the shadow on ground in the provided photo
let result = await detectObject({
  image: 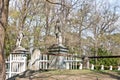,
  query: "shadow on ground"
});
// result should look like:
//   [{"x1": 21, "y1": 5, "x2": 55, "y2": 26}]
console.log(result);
[
  {"x1": 93, "y1": 70, "x2": 120, "y2": 80},
  {"x1": 7, "y1": 69, "x2": 51, "y2": 80},
  {"x1": 7, "y1": 69, "x2": 120, "y2": 80}
]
